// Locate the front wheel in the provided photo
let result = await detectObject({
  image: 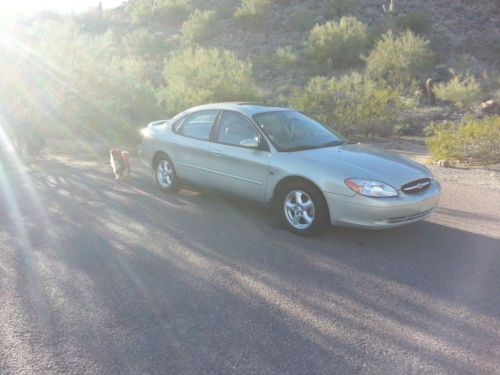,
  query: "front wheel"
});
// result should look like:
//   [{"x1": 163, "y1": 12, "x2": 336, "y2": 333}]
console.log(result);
[
  {"x1": 278, "y1": 182, "x2": 328, "y2": 236},
  {"x1": 154, "y1": 156, "x2": 181, "y2": 193}
]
